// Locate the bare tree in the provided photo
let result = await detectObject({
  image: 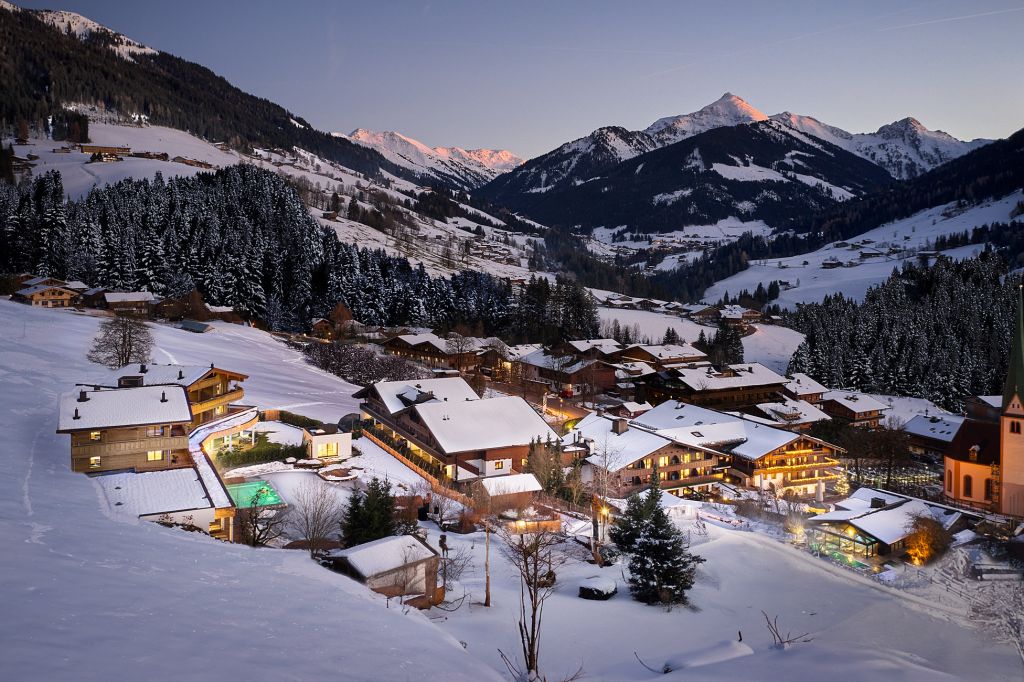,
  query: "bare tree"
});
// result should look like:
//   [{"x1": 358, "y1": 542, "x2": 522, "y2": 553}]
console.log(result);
[
  {"x1": 471, "y1": 481, "x2": 494, "y2": 608},
  {"x1": 498, "y1": 525, "x2": 568, "y2": 679},
  {"x1": 239, "y1": 488, "x2": 286, "y2": 547},
  {"x1": 972, "y1": 582, "x2": 1024, "y2": 667},
  {"x1": 87, "y1": 315, "x2": 153, "y2": 368},
  {"x1": 445, "y1": 331, "x2": 476, "y2": 374},
  {"x1": 589, "y1": 435, "x2": 622, "y2": 561},
  {"x1": 289, "y1": 479, "x2": 344, "y2": 558}
]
